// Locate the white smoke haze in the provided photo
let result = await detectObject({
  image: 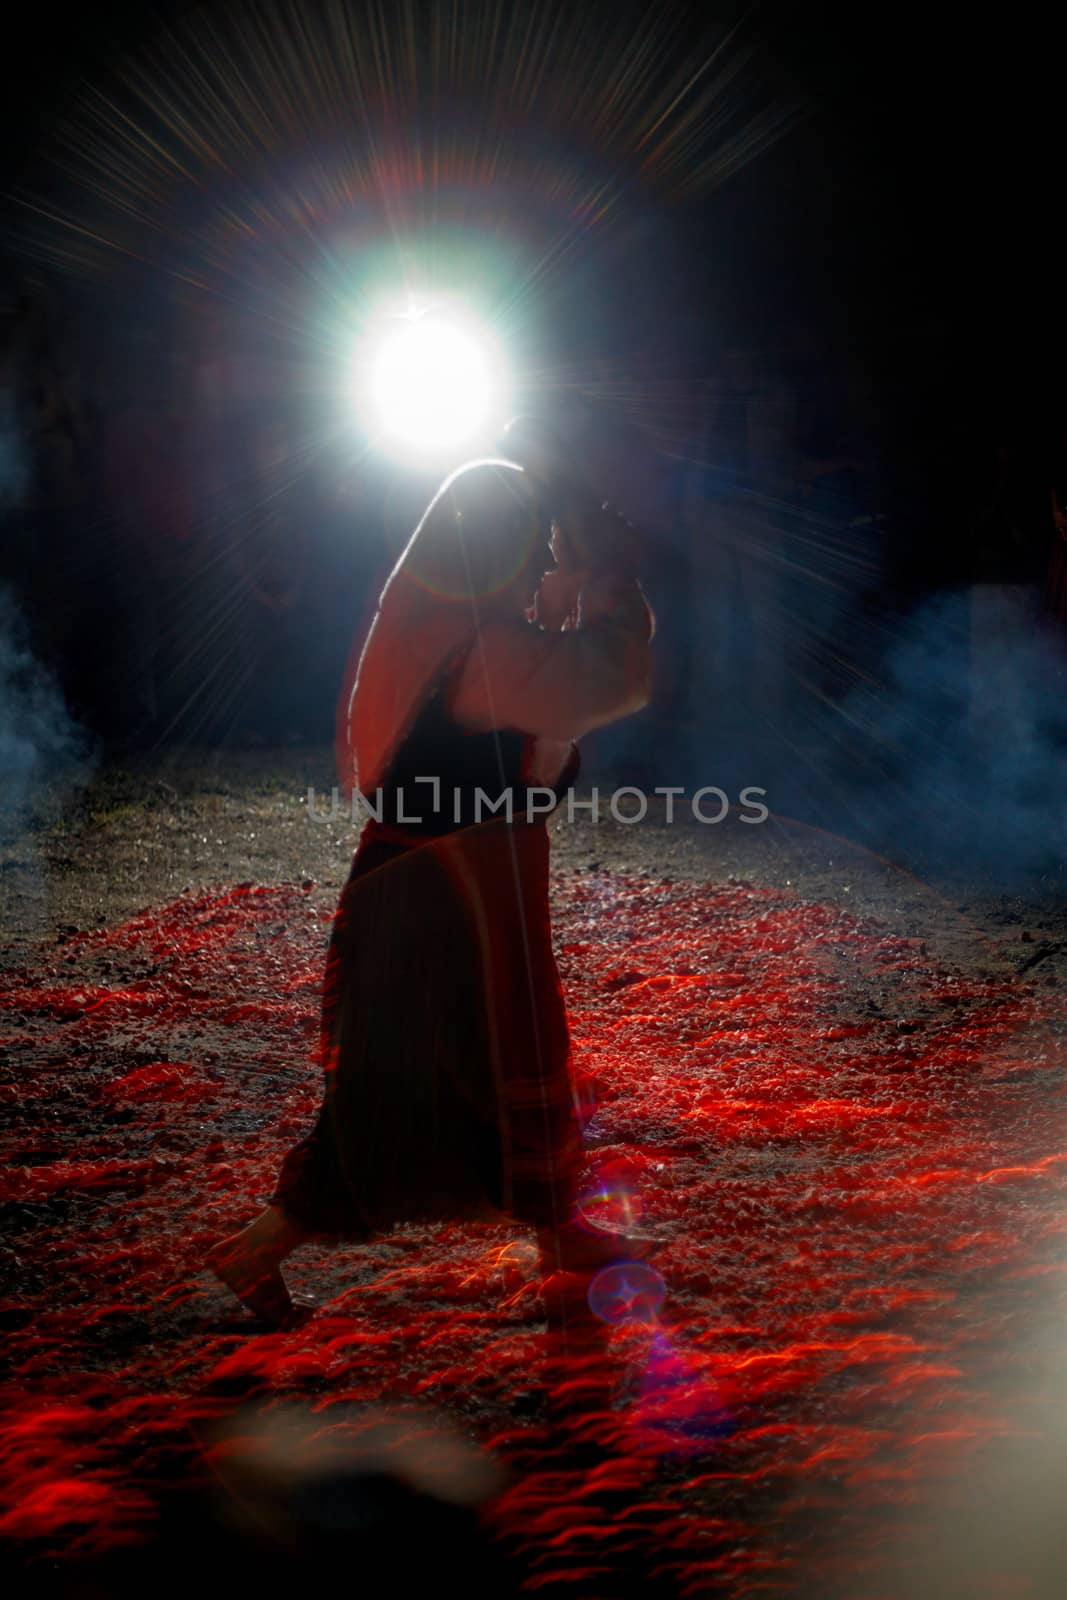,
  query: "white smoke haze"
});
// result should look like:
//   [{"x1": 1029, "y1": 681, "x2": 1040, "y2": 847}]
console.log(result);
[
  {"x1": 815, "y1": 586, "x2": 1067, "y2": 879},
  {"x1": 0, "y1": 583, "x2": 93, "y2": 948},
  {"x1": 0, "y1": 585, "x2": 91, "y2": 816}
]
